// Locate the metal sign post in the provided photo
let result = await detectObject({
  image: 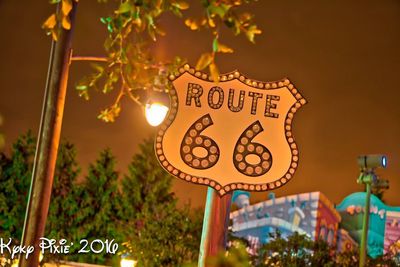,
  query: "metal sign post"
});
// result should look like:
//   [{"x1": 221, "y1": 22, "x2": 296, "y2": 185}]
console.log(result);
[{"x1": 198, "y1": 188, "x2": 233, "y2": 267}]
